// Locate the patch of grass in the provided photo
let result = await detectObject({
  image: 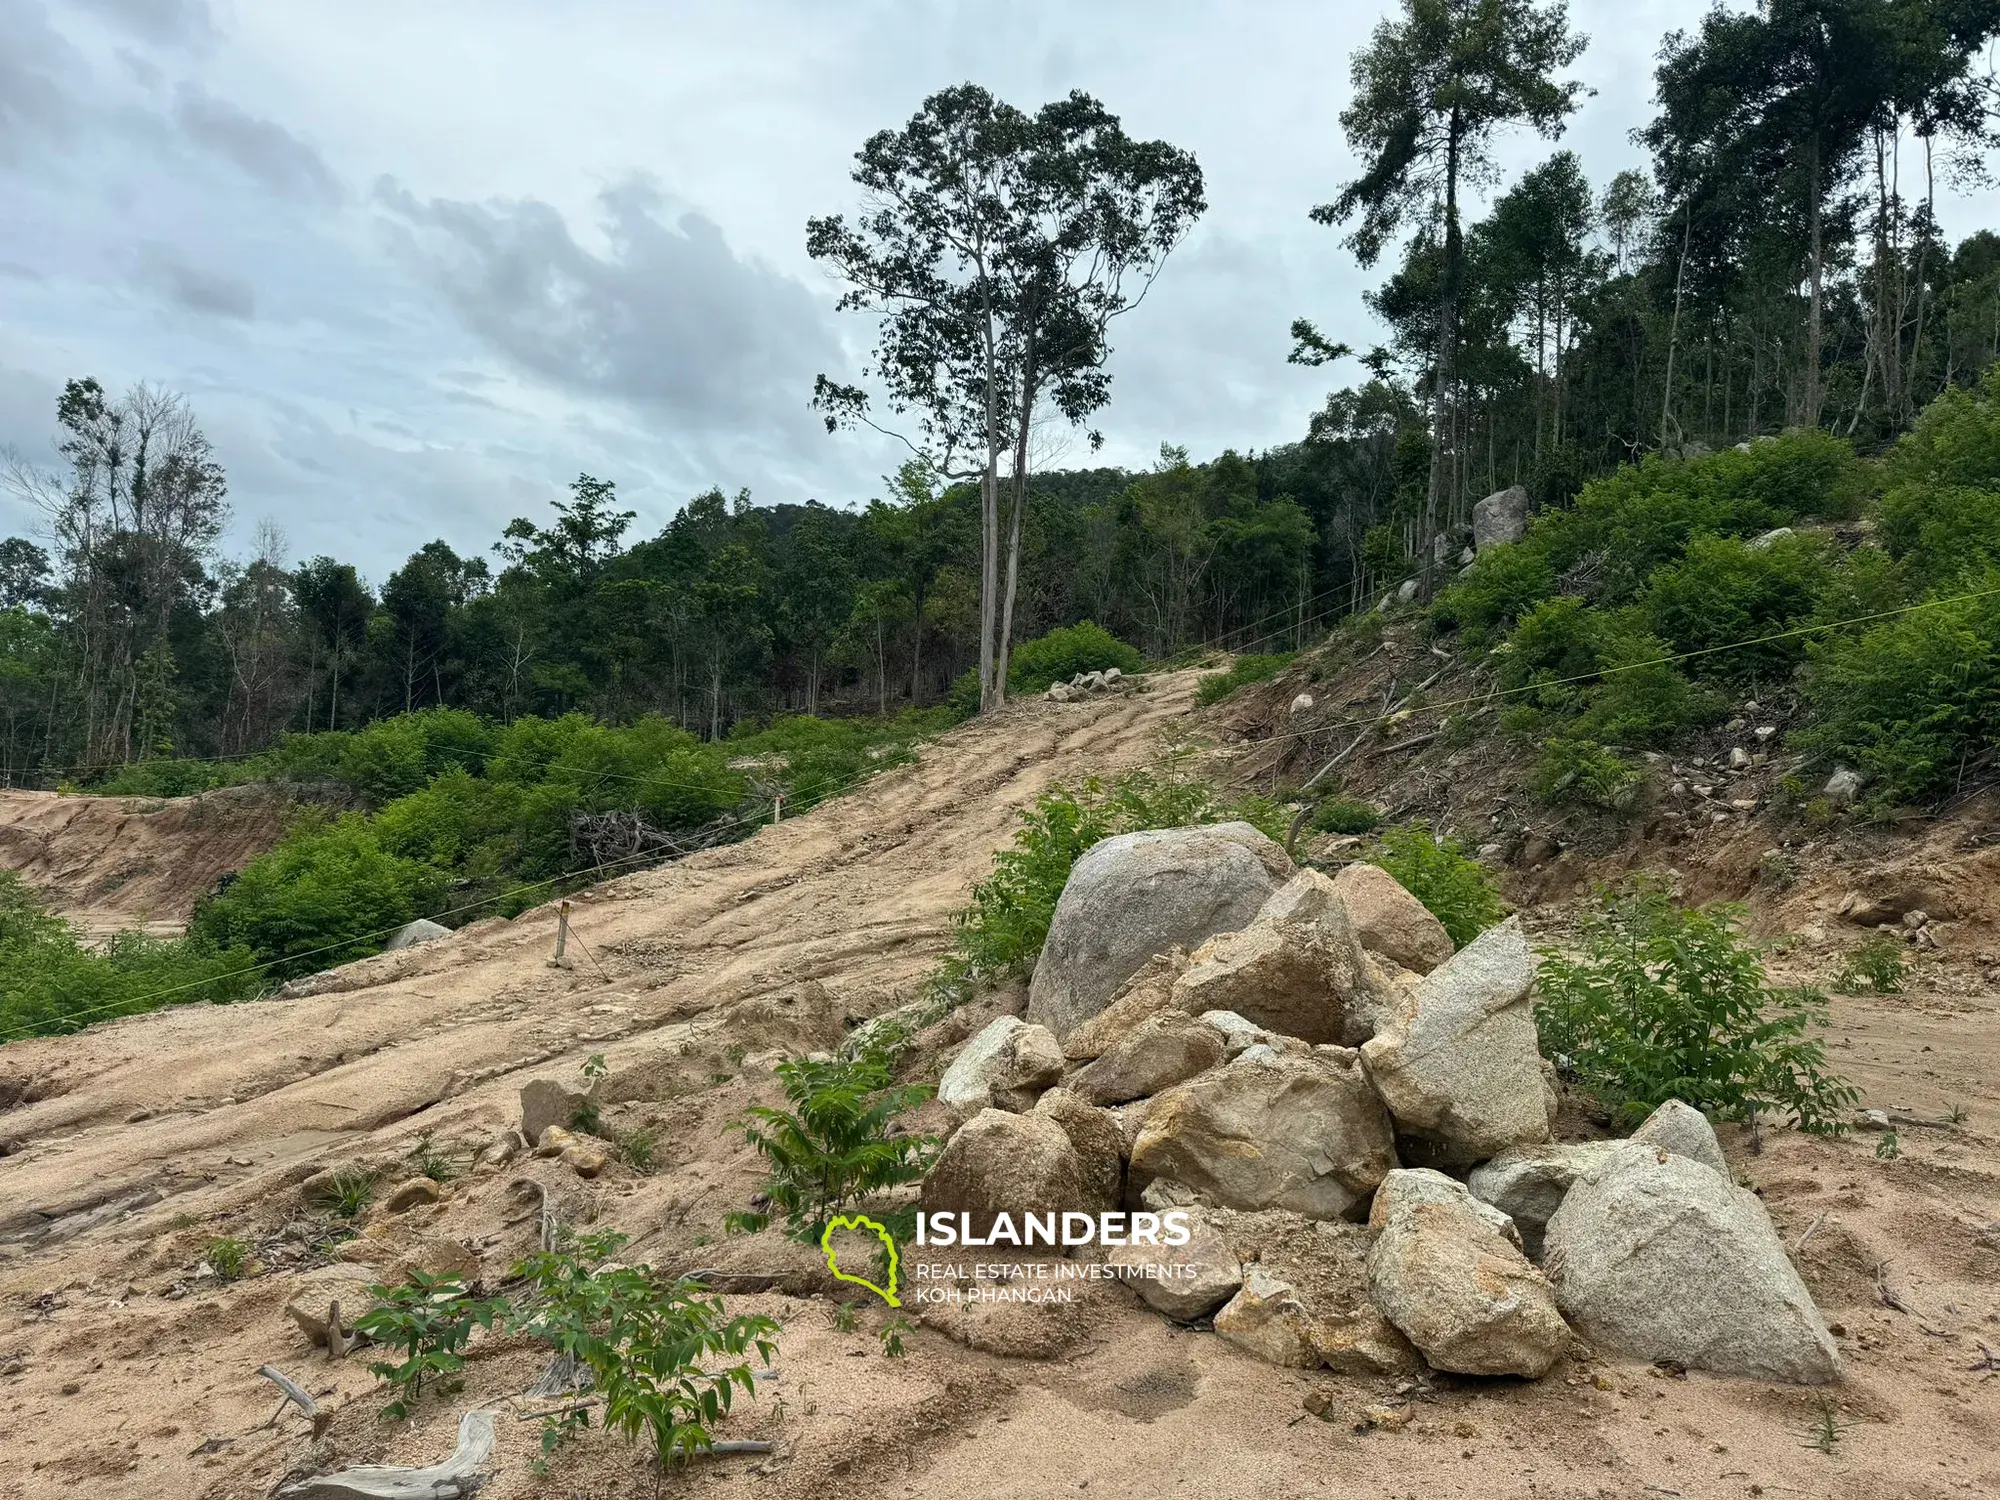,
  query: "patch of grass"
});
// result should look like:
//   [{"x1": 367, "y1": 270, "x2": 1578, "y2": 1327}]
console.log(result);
[
  {"x1": 1536, "y1": 884, "x2": 1858, "y2": 1134},
  {"x1": 1836, "y1": 935, "x2": 1906, "y2": 994},
  {"x1": 616, "y1": 1125, "x2": 659, "y2": 1174},
  {"x1": 203, "y1": 1235, "x2": 247, "y2": 1281},
  {"x1": 410, "y1": 1131, "x2": 459, "y2": 1183},
  {"x1": 829, "y1": 1301, "x2": 858, "y2": 1334},
  {"x1": 320, "y1": 1168, "x2": 376, "y2": 1220},
  {"x1": 1369, "y1": 823, "x2": 1506, "y2": 949},
  {"x1": 1310, "y1": 798, "x2": 1381, "y2": 835},
  {"x1": 1195, "y1": 651, "x2": 1296, "y2": 707}
]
